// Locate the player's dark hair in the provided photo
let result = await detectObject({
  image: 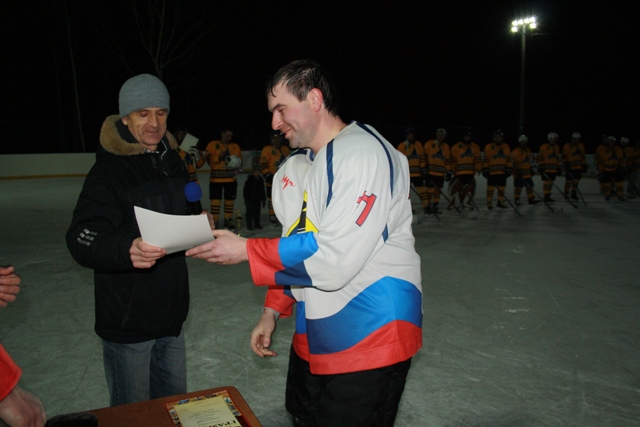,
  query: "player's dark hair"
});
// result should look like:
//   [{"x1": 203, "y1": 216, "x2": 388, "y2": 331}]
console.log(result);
[{"x1": 266, "y1": 59, "x2": 340, "y2": 117}]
